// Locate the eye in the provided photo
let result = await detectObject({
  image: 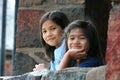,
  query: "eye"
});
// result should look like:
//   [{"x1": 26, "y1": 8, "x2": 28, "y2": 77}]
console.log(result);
[
  {"x1": 69, "y1": 37, "x2": 75, "y2": 40},
  {"x1": 51, "y1": 27, "x2": 56, "y2": 30},
  {"x1": 42, "y1": 30, "x2": 47, "y2": 34},
  {"x1": 79, "y1": 36, "x2": 87, "y2": 39}
]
